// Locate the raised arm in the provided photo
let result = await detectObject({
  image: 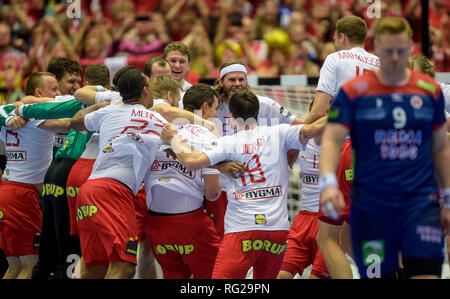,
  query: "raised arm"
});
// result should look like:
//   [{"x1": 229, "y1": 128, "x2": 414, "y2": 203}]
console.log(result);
[
  {"x1": 70, "y1": 101, "x2": 110, "y2": 131},
  {"x1": 304, "y1": 91, "x2": 333, "y2": 124}
]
